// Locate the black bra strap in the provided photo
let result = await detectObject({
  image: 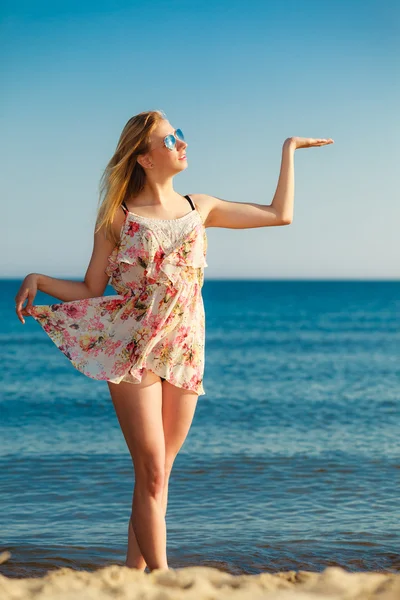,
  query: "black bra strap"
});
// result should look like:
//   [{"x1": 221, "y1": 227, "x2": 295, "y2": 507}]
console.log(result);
[
  {"x1": 184, "y1": 194, "x2": 195, "y2": 210},
  {"x1": 121, "y1": 200, "x2": 129, "y2": 215}
]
